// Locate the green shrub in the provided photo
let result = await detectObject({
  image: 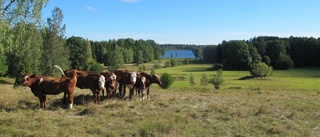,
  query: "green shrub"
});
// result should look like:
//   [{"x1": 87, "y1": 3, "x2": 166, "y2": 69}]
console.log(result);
[
  {"x1": 89, "y1": 61, "x2": 103, "y2": 72},
  {"x1": 209, "y1": 69, "x2": 224, "y2": 89},
  {"x1": 160, "y1": 73, "x2": 174, "y2": 89},
  {"x1": 153, "y1": 64, "x2": 162, "y2": 69},
  {"x1": 150, "y1": 68, "x2": 156, "y2": 74},
  {"x1": 170, "y1": 59, "x2": 177, "y2": 67},
  {"x1": 189, "y1": 73, "x2": 196, "y2": 86},
  {"x1": 165, "y1": 61, "x2": 171, "y2": 68},
  {"x1": 200, "y1": 73, "x2": 209, "y2": 87},
  {"x1": 250, "y1": 62, "x2": 272, "y2": 78},
  {"x1": 262, "y1": 55, "x2": 271, "y2": 66},
  {"x1": 139, "y1": 65, "x2": 147, "y2": 72}
]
